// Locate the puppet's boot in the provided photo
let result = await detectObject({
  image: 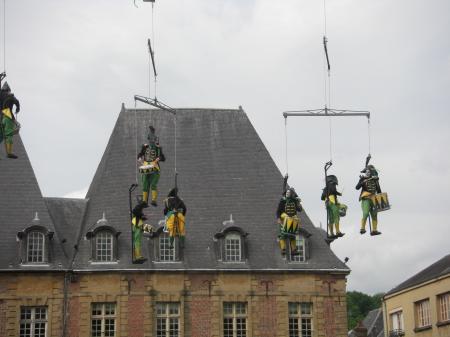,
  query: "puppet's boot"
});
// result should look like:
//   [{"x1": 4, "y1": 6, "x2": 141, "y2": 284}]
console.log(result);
[
  {"x1": 279, "y1": 239, "x2": 286, "y2": 256},
  {"x1": 370, "y1": 220, "x2": 381, "y2": 236},
  {"x1": 6, "y1": 143, "x2": 17, "y2": 159},
  {"x1": 142, "y1": 191, "x2": 149, "y2": 207},
  {"x1": 360, "y1": 219, "x2": 367, "y2": 234},
  {"x1": 335, "y1": 223, "x2": 345, "y2": 237},
  {"x1": 151, "y1": 190, "x2": 158, "y2": 207}
]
